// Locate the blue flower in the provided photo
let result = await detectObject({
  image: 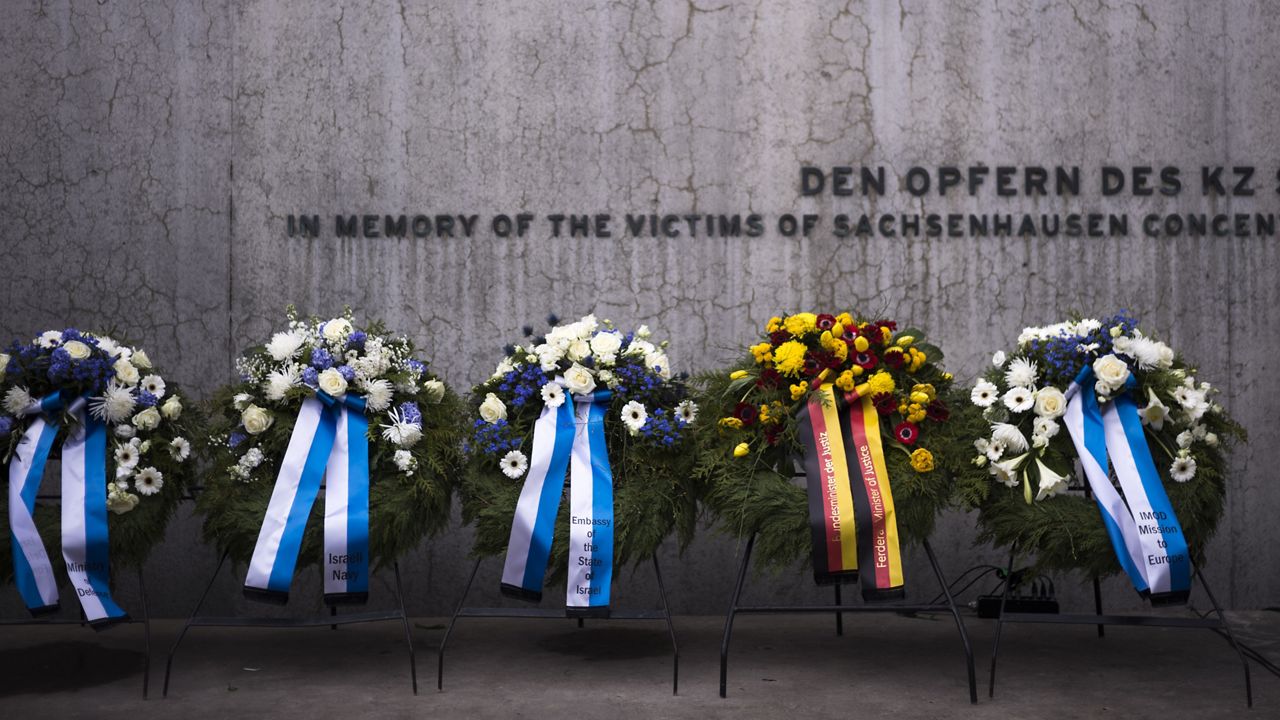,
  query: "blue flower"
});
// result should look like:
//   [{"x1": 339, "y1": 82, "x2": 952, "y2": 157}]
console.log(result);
[
  {"x1": 337, "y1": 364, "x2": 356, "y2": 382},
  {"x1": 0, "y1": 416, "x2": 13, "y2": 437},
  {"x1": 301, "y1": 367, "x2": 319, "y2": 387},
  {"x1": 346, "y1": 331, "x2": 367, "y2": 350},
  {"x1": 311, "y1": 347, "x2": 334, "y2": 370},
  {"x1": 229, "y1": 431, "x2": 247, "y2": 448},
  {"x1": 397, "y1": 401, "x2": 422, "y2": 426},
  {"x1": 136, "y1": 390, "x2": 159, "y2": 408}
]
